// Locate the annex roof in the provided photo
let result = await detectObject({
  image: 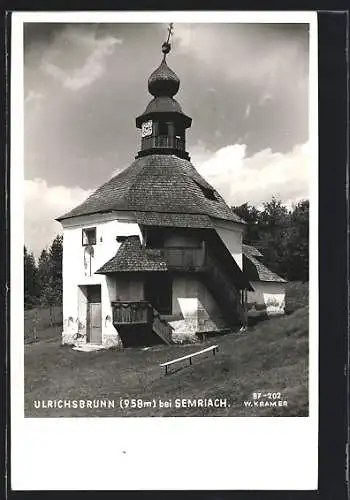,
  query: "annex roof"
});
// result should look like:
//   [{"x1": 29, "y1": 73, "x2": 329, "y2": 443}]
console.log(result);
[
  {"x1": 96, "y1": 235, "x2": 168, "y2": 274},
  {"x1": 242, "y1": 244, "x2": 263, "y2": 258},
  {"x1": 243, "y1": 251, "x2": 287, "y2": 283}
]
